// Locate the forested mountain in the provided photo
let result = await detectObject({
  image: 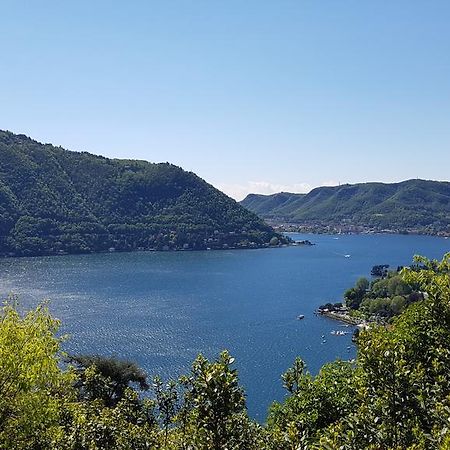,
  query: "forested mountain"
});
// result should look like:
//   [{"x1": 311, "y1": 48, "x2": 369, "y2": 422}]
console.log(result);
[
  {"x1": 0, "y1": 130, "x2": 283, "y2": 256},
  {"x1": 241, "y1": 180, "x2": 450, "y2": 234}
]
